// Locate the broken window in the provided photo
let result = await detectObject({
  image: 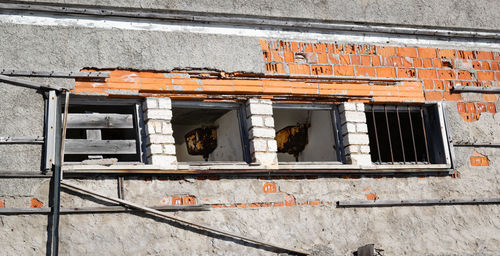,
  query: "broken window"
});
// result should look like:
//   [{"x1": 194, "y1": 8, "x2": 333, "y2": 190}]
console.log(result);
[
  {"x1": 62, "y1": 97, "x2": 145, "y2": 164},
  {"x1": 273, "y1": 103, "x2": 343, "y2": 163},
  {"x1": 171, "y1": 101, "x2": 250, "y2": 164},
  {"x1": 365, "y1": 104, "x2": 448, "y2": 165}
]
